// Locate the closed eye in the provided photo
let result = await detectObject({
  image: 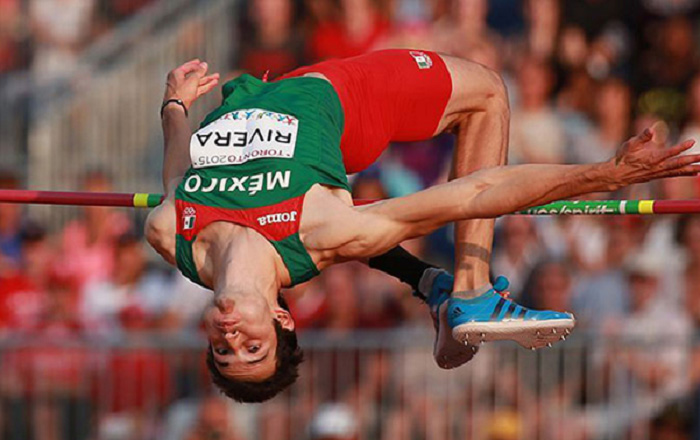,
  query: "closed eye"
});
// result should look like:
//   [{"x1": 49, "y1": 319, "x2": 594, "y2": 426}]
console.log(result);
[{"x1": 248, "y1": 353, "x2": 268, "y2": 365}]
